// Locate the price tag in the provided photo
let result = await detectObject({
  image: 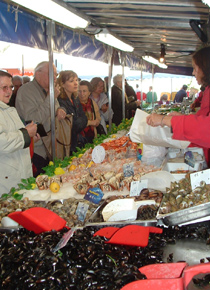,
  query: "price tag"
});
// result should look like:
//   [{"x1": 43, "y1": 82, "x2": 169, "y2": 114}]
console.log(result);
[
  {"x1": 84, "y1": 187, "x2": 104, "y2": 204},
  {"x1": 123, "y1": 162, "x2": 134, "y2": 177},
  {"x1": 75, "y1": 202, "x2": 89, "y2": 222},
  {"x1": 185, "y1": 151, "x2": 195, "y2": 168},
  {"x1": 190, "y1": 169, "x2": 210, "y2": 190},
  {"x1": 130, "y1": 180, "x2": 148, "y2": 196}
]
